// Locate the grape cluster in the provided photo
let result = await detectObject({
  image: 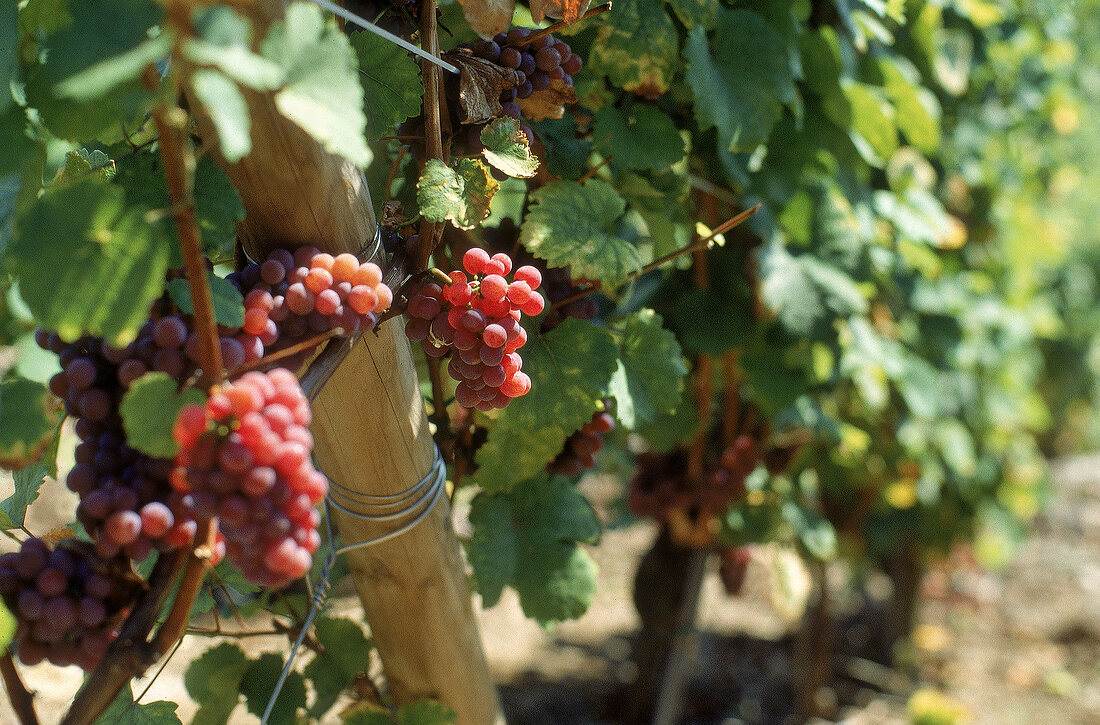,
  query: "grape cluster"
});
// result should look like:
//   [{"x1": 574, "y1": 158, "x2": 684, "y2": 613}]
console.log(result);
[
  {"x1": 39, "y1": 331, "x2": 201, "y2": 561},
  {"x1": 232, "y1": 247, "x2": 393, "y2": 372},
  {"x1": 547, "y1": 409, "x2": 615, "y2": 476},
  {"x1": 628, "y1": 435, "x2": 760, "y2": 521},
  {"x1": 474, "y1": 28, "x2": 582, "y2": 111},
  {"x1": 405, "y1": 249, "x2": 542, "y2": 411},
  {"x1": 482, "y1": 220, "x2": 596, "y2": 333},
  {"x1": 171, "y1": 369, "x2": 326, "y2": 589},
  {"x1": 0, "y1": 538, "x2": 140, "y2": 670}
]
